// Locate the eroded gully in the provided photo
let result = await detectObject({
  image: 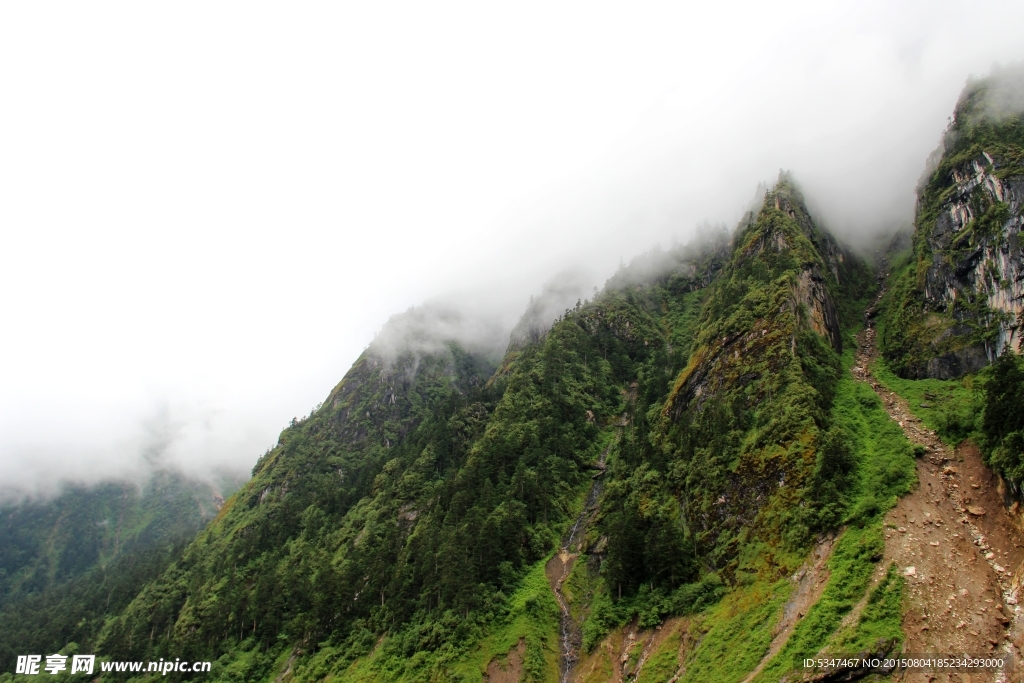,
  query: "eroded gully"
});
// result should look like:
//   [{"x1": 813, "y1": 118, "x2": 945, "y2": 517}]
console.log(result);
[{"x1": 548, "y1": 443, "x2": 609, "y2": 683}]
